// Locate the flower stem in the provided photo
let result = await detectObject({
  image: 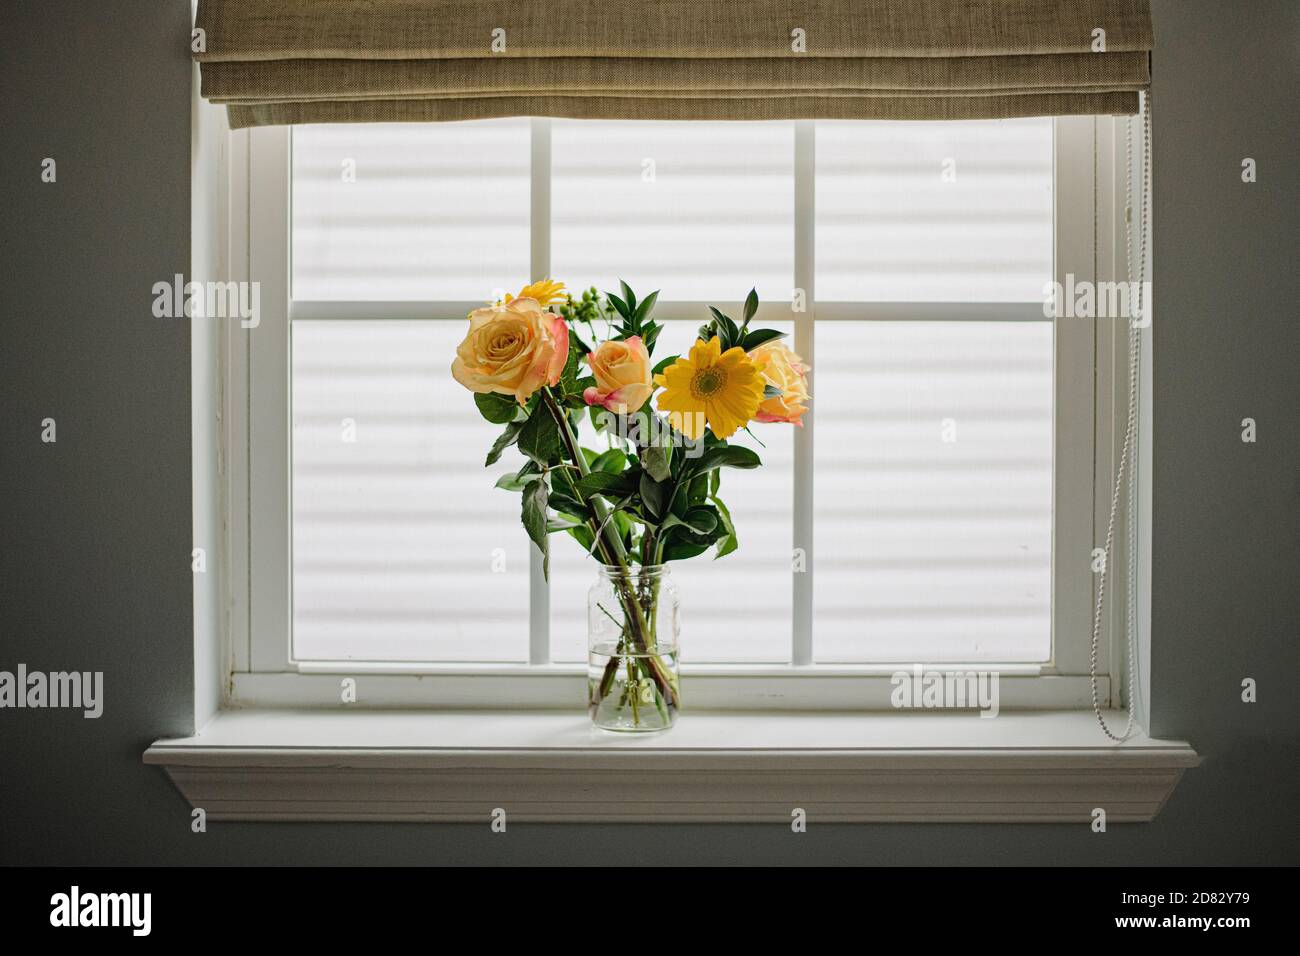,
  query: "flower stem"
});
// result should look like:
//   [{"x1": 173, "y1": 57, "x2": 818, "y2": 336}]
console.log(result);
[{"x1": 541, "y1": 388, "x2": 676, "y2": 709}]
